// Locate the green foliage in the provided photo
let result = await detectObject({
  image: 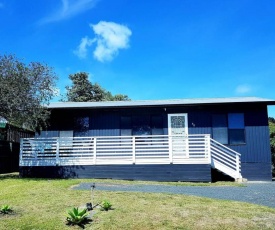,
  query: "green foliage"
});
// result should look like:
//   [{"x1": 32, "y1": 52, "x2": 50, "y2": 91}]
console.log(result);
[
  {"x1": 0, "y1": 54, "x2": 58, "y2": 131},
  {"x1": 0, "y1": 205, "x2": 12, "y2": 214},
  {"x1": 269, "y1": 117, "x2": 275, "y2": 176},
  {"x1": 112, "y1": 94, "x2": 130, "y2": 101},
  {"x1": 269, "y1": 118, "x2": 275, "y2": 134},
  {"x1": 66, "y1": 207, "x2": 89, "y2": 225},
  {"x1": 269, "y1": 117, "x2": 275, "y2": 124},
  {"x1": 65, "y1": 72, "x2": 130, "y2": 102},
  {"x1": 100, "y1": 200, "x2": 112, "y2": 211}
]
